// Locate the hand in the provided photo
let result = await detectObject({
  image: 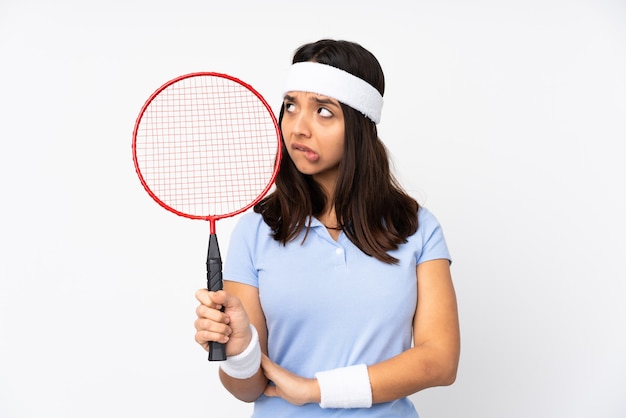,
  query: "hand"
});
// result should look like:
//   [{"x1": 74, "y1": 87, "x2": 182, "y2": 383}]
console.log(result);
[
  {"x1": 194, "y1": 289, "x2": 252, "y2": 356},
  {"x1": 261, "y1": 354, "x2": 320, "y2": 406}
]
